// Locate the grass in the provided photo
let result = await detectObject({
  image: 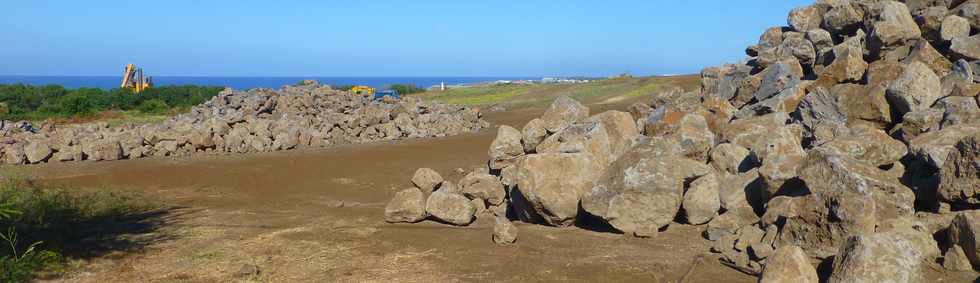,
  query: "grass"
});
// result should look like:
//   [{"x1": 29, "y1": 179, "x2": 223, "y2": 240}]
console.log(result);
[
  {"x1": 0, "y1": 172, "x2": 167, "y2": 282},
  {"x1": 420, "y1": 75, "x2": 700, "y2": 107}
]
